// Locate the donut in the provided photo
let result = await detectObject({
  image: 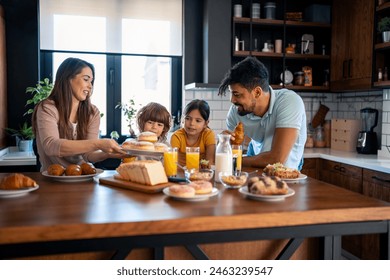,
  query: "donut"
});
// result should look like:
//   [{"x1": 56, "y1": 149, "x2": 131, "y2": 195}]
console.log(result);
[
  {"x1": 122, "y1": 140, "x2": 137, "y2": 150},
  {"x1": 169, "y1": 184, "x2": 195, "y2": 198},
  {"x1": 136, "y1": 141, "x2": 155, "y2": 151},
  {"x1": 138, "y1": 131, "x2": 158, "y2": 143},
  {"x1": 154, "y1": 142, "x2": 168, "y2": 152},
  {"x1": 188, "y1": 180, "x2": 213, "y2": 194}
]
